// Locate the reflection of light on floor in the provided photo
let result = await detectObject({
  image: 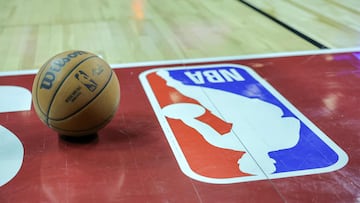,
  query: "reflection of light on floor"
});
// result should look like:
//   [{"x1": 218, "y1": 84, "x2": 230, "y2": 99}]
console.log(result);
[
  {"x1": 323, "y1": 93, "x2": 339, "y2": 111},
  {"x1": 353, "y1": 53, "x2": 360, "y2": 61},
  {"x1": 131, "y1": 0, "x2": 145, "y2": 21},
  {"x1": 324, "y1": 54, "x2": 333, "y2": 61},
  {"x1": 170, "y1": 91, "x2": 182, "y2": 103},
  {"x1": 250, "y1": 63, "x2": 264, "y2": 68},
  {"x1": 174, "y1": 21, "x2": 230, "y2": 49},
  {"x1": 325, "y1": 53, "x2": 360, "y2": 77}
]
